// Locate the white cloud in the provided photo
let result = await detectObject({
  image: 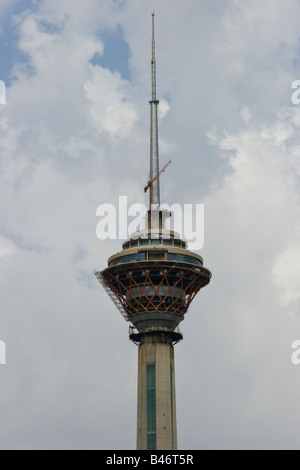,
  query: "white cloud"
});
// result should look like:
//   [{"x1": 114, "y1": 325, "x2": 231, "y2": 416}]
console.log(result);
[
  {"x1": 0, "y1": 237, "x2": 18, "y2": 258},
  {"x1": 272, "y1": 235, "x2": 300, "y2": 306},
  {"x1": 158, "y1": 98, "x2": 170, "y2": 119},
  {"x1": 194, "y1": 105, "x2": 300, "y2": 448},
  {"x1": 205, "y1": 107, "x2": 300, "y2": 269},
  {"x1": 240, "y1": 106, "x2": 251, "y2": 123},
  {"x1": 1, "y1": 0, "x2": 300, "y2": 451},
  {"x1": 84, "y1": 66, "x2": 137, "y2": 138}
]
